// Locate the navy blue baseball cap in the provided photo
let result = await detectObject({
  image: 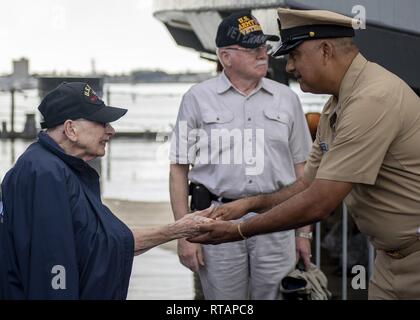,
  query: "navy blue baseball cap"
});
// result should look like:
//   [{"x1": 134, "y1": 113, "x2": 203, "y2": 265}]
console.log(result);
[
  {"x1": 38, "y1": 82, "x2": 127, "y2": 129},
  {"x1": 216, "y1": 11, "x2": 279, "y2": 48}
]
